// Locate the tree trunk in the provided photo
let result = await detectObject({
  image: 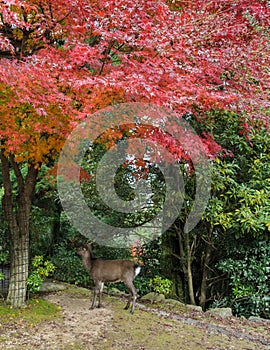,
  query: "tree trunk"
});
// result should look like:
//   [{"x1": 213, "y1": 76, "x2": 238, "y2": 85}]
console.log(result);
[
  {"x1": 7, "y1": 223, "x2": 30, "y2": 308},
  {"x1": 1, "y1": 151, "x2": 38, "y2": 307},
  {"x1": 199, "y1": 245, "x2": 211, "y2": 310},
  {"x1": 185, "y1": 229, "x2": 196, "y2": 305},
  {"x1": 199, "y1": 226, "x2": 214, "y2": 310},
  {"x1": 177, "y1": 225, "x2": 196, "y2": 305}
]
